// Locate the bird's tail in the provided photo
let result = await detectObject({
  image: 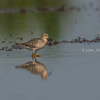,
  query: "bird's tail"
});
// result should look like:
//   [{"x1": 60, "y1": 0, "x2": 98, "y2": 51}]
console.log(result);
[
  {"x1": 15, "y1": 43, "x2": 32, "y2": 50},
  {"x1": 14, "y1": 43, "x2": 23, "y2": 47},
  {"x1": 15, "y1": 43, "x2": 25, "y2": 47},
  {"x1": 11, "y1": 43, "x2": 25, "y2": 50}
]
